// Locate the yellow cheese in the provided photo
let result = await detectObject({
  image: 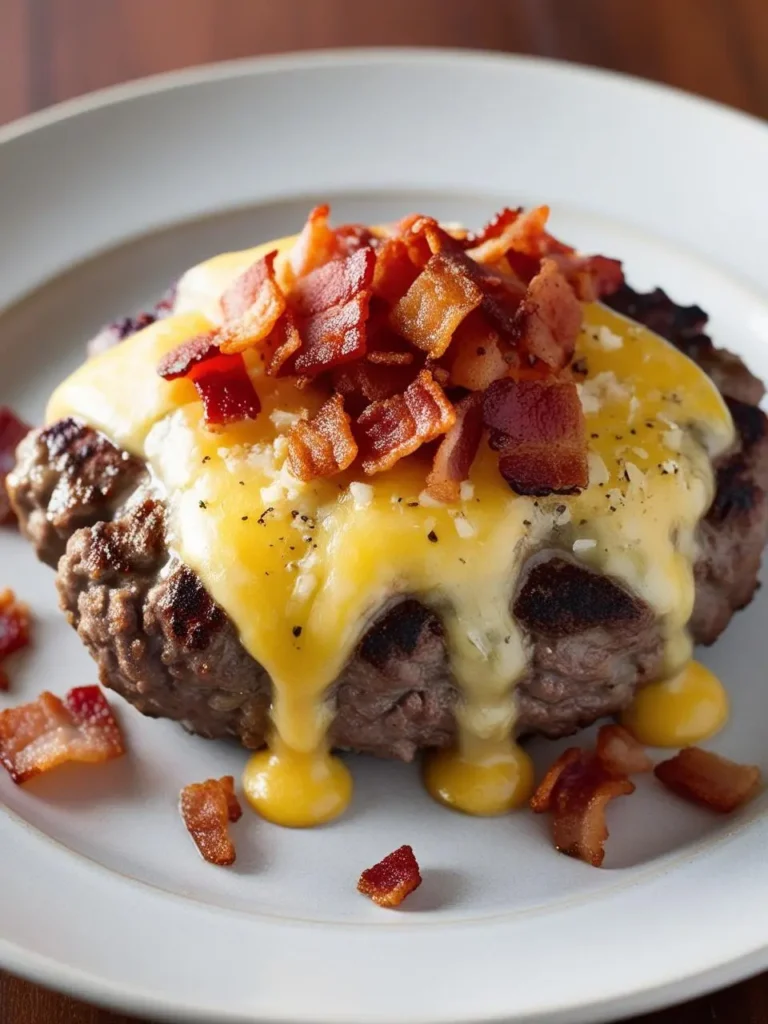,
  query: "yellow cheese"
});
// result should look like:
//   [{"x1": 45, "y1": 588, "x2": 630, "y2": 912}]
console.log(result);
[
  {"x1": 47, "y1": 231, "x2": 736, "y2": 825},
  {"x1": 621, "y1": 660, "x2": 729, "y2": 747}
]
